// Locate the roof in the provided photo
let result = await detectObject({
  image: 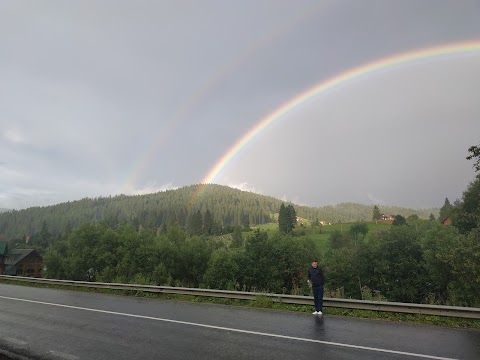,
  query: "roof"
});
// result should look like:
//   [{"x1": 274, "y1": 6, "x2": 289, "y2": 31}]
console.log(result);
[
  {"x1": 0, "y1": 241, "x2": 8, "y2": 256},
  {"x1": 5, "y1": 249, "x2": 40, "y2": 266}
]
